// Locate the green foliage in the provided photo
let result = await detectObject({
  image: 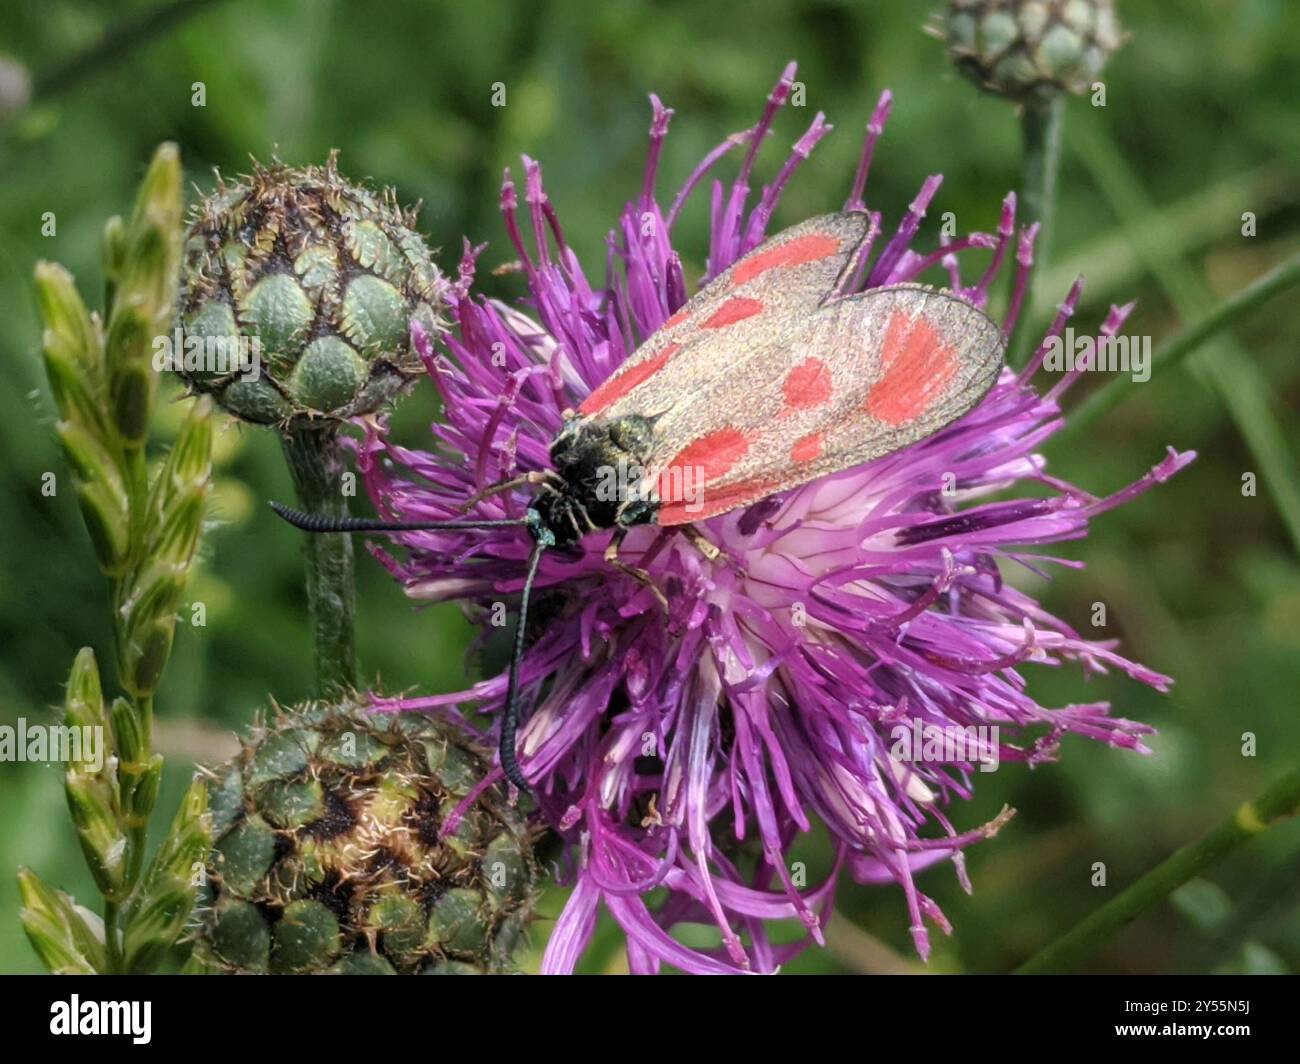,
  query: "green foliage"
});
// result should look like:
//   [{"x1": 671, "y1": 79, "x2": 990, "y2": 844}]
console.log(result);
[{"x1": 18, "y1": 143, "x2": 213, "y2": 973}]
